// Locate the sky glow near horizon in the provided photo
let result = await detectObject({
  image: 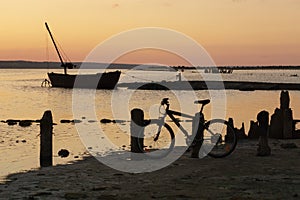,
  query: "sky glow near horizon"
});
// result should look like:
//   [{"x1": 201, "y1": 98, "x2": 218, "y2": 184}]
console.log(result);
[{"x1": 0, "y1": 0, "x2": 299, "y2": 66}]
